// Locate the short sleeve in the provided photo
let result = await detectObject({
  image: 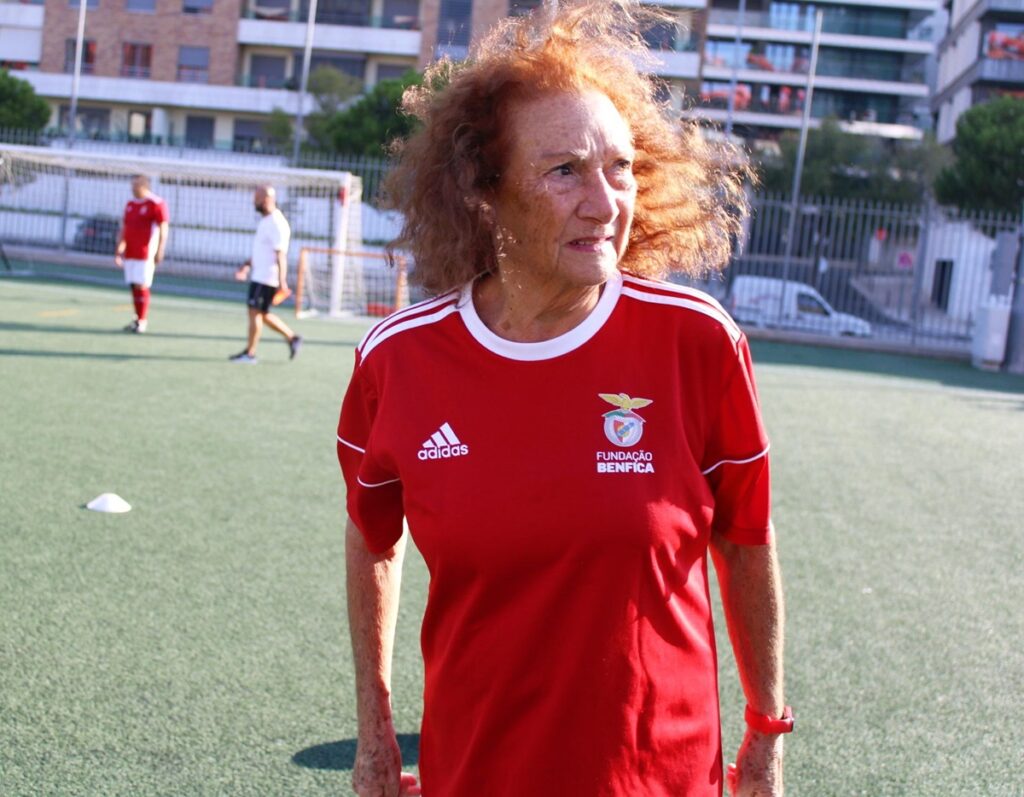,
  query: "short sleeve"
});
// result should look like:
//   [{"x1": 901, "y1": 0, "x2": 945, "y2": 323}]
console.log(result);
[
  {"x1": 702, "y1": 334, "x2": 772, "y2": 546},
  {"x1": 270, "y1": 216, "x2": 289, "y2": 252},
  {"x1": 337, "y1": 360, "x2": 404, "y2": 553},
  {"x1": 155, "y1": 199, "x2": 170, "y2": 223}
]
